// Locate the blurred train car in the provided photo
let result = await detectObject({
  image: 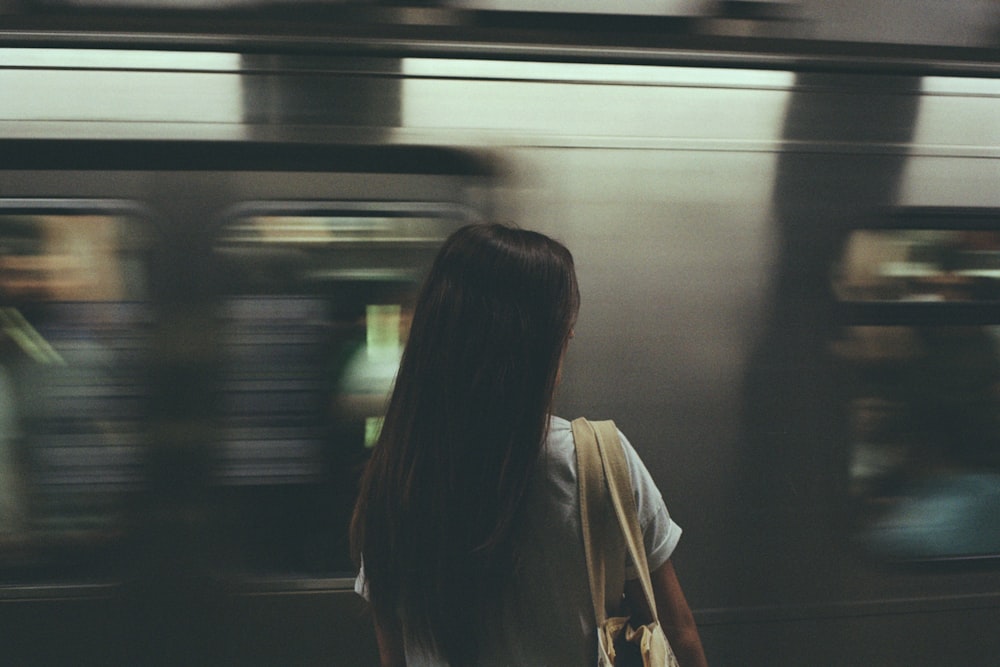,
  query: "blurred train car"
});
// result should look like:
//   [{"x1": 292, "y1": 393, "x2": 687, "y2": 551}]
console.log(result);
[{"x1": 2, "y1": 7, "x2": 1000, "y2": 665}]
